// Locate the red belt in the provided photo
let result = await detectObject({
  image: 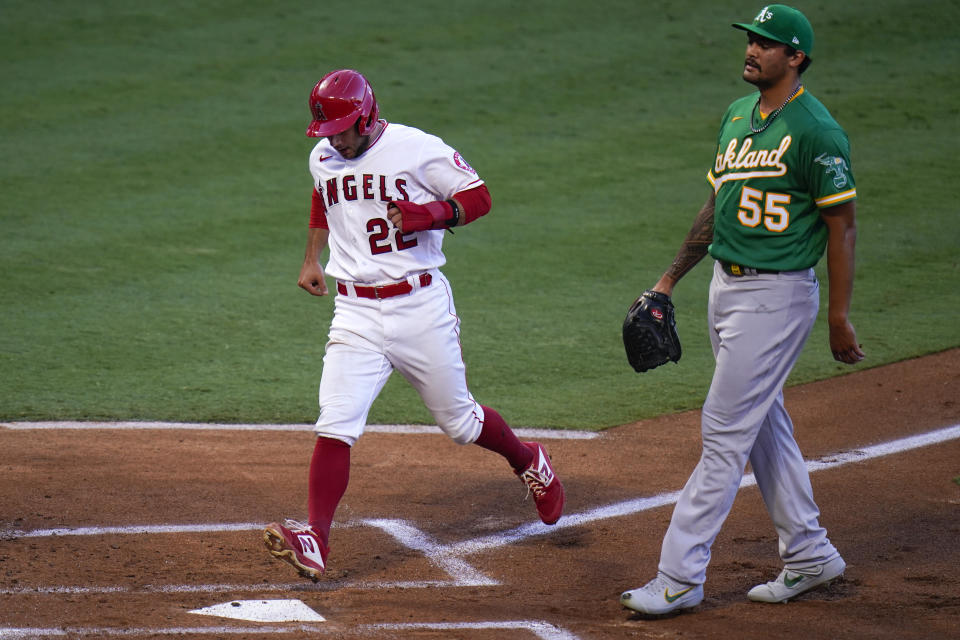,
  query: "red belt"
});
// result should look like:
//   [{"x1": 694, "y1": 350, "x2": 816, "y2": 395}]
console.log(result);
[{"x1": 337, "y1": 273, "x2": 433, "y2": 299}]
